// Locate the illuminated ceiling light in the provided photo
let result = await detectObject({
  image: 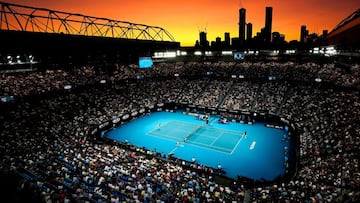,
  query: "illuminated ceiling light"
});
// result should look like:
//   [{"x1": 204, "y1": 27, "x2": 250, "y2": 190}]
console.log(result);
[
  {"x1": 205, "y1": 51, "x2": 212, "y2": 56},
  {"x1": 221, "y1": 51, "x2": 233, "y2": 55},
  {"x1": 194, "y1": 51, "x2": 202, "y2": 56},
  {"x1": 153, "y1": 51, "x2": 176, "y2": 58}
]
